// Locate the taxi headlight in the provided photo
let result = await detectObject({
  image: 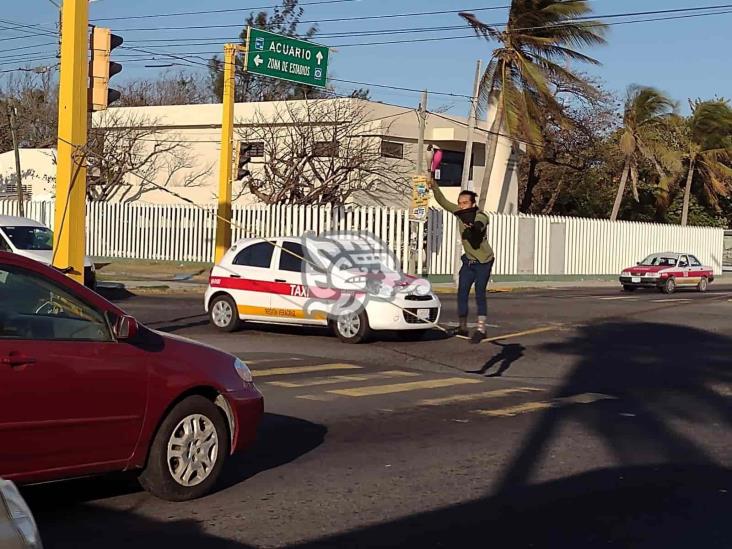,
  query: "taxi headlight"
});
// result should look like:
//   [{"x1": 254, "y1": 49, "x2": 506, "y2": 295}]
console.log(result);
[
  {"x1": 646, "y1": 272, "x2": 661, "y2": 278},
  {"x1": 233, "y1": 357, "x2": 253, "y2": 383}
]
